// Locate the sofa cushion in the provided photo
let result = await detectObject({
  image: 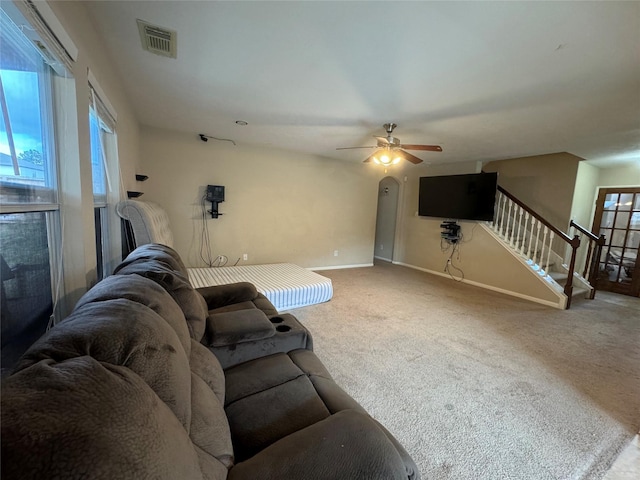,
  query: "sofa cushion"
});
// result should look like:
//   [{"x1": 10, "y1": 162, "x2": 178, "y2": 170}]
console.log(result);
[
  {"x1": 115, "y1": 258, "x2": 208, "y2": 341},
  {"x1": 73, "y1": 273, "x2": 192, "y2": 357},
  {"x1": 1, "y1": 356, "x2": 208, "y2": 480},
  {"x1": 224, "y1": 353, "x2": 304, "y2": 405},
  {"x1": 226, "y1": 374, "x2": 330, "y2": 461},
  {"x1": 190, "y1": 339, "x2": 226, "y2": 404},
  {"x1": 207, "y1": 309, "x2": 275, "y2": 347},
  {"x1": 190, "y1": 372, "x2": 234, "y2": 468},
  {"x1": 15, "y1": 299, "x2": 193, "y2": 431},
  {"x1": 252, "y1": 293, "x2": 279, "y2": 317},
  {"x1": 116, "y1": 242, "x2": 187, "y2": 276},
  {"x1": 224, "y1": 353, "x2": 336, "y2": 461},
  {"x1": 227, "y1": 410, "x2": 409, "y2": 480}
]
